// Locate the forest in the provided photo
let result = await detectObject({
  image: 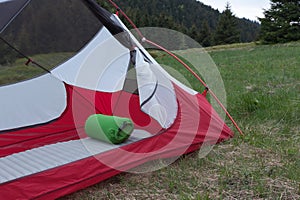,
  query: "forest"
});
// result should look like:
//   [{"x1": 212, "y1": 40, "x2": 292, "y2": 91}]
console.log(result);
[
  {"x1": 98, "y1": 0, "x2": 261, "y2": 46},
  {"x1": 0, "y1": 0, "x2": 261, "y2": 66}
]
